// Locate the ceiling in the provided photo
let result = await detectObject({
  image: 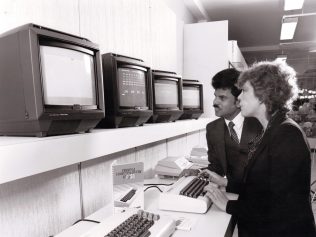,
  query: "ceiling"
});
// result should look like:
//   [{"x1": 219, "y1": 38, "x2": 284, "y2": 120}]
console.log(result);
[{"x1": 194, "y1": 0, "x2": 316, "y2": 75}]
